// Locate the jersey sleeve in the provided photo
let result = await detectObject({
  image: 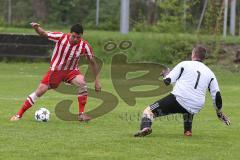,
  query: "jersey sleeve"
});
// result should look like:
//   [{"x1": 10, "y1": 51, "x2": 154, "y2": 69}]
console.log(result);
[
  {"x1": 83, "y1": 42, "x2": 94, "y2": 60},
  {"x1": 47, "y1": 32, "x2": 64, "y2": 42},
  {"x1": 208, "y1": 73, "x2": 221, "y2": 110},
  {"x1": 165, "y1": 62, "x2": 185, "y2": 84}
]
